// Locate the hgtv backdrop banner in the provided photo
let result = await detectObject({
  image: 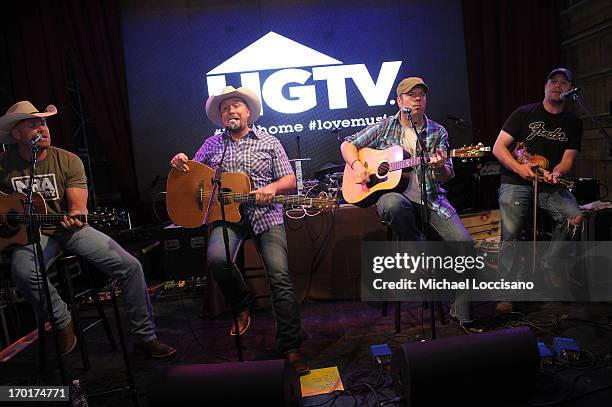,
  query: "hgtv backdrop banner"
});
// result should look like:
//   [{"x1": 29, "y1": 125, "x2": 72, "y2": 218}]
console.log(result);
[{"x1": 121, "y1": 0, "x2": 472, "y2": 200}]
